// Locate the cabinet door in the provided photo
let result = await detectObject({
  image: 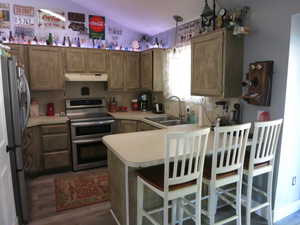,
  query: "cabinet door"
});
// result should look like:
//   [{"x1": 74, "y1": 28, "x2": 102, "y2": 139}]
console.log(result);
[
  {"x1": 125, "y1": 52, "x2": 140, "y2": 90},
  {"x1": 7, "y1": 44, "x2": 25, "y2": 67},
  {"x1": 141, "y1": 51, "x2": 153, "y2": 90},
  {"x1": 87, "y1": 49, "x2": 108, "y2": 73},
  {"x1": 191, "y1": 31, "x2": 224, "y2": 96},
  {"x1": 109, "y1": 52, "x2": 124, "y2": 90},
  {"x1": 65, "y1": 48, "x2": 86, "y2": 72},
  {"x1": 118, "y1": 120, "x2": 138, "y2": 133},
  {"x1": 28, "y1": 46, "x2": 64, "y2": 90}
]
